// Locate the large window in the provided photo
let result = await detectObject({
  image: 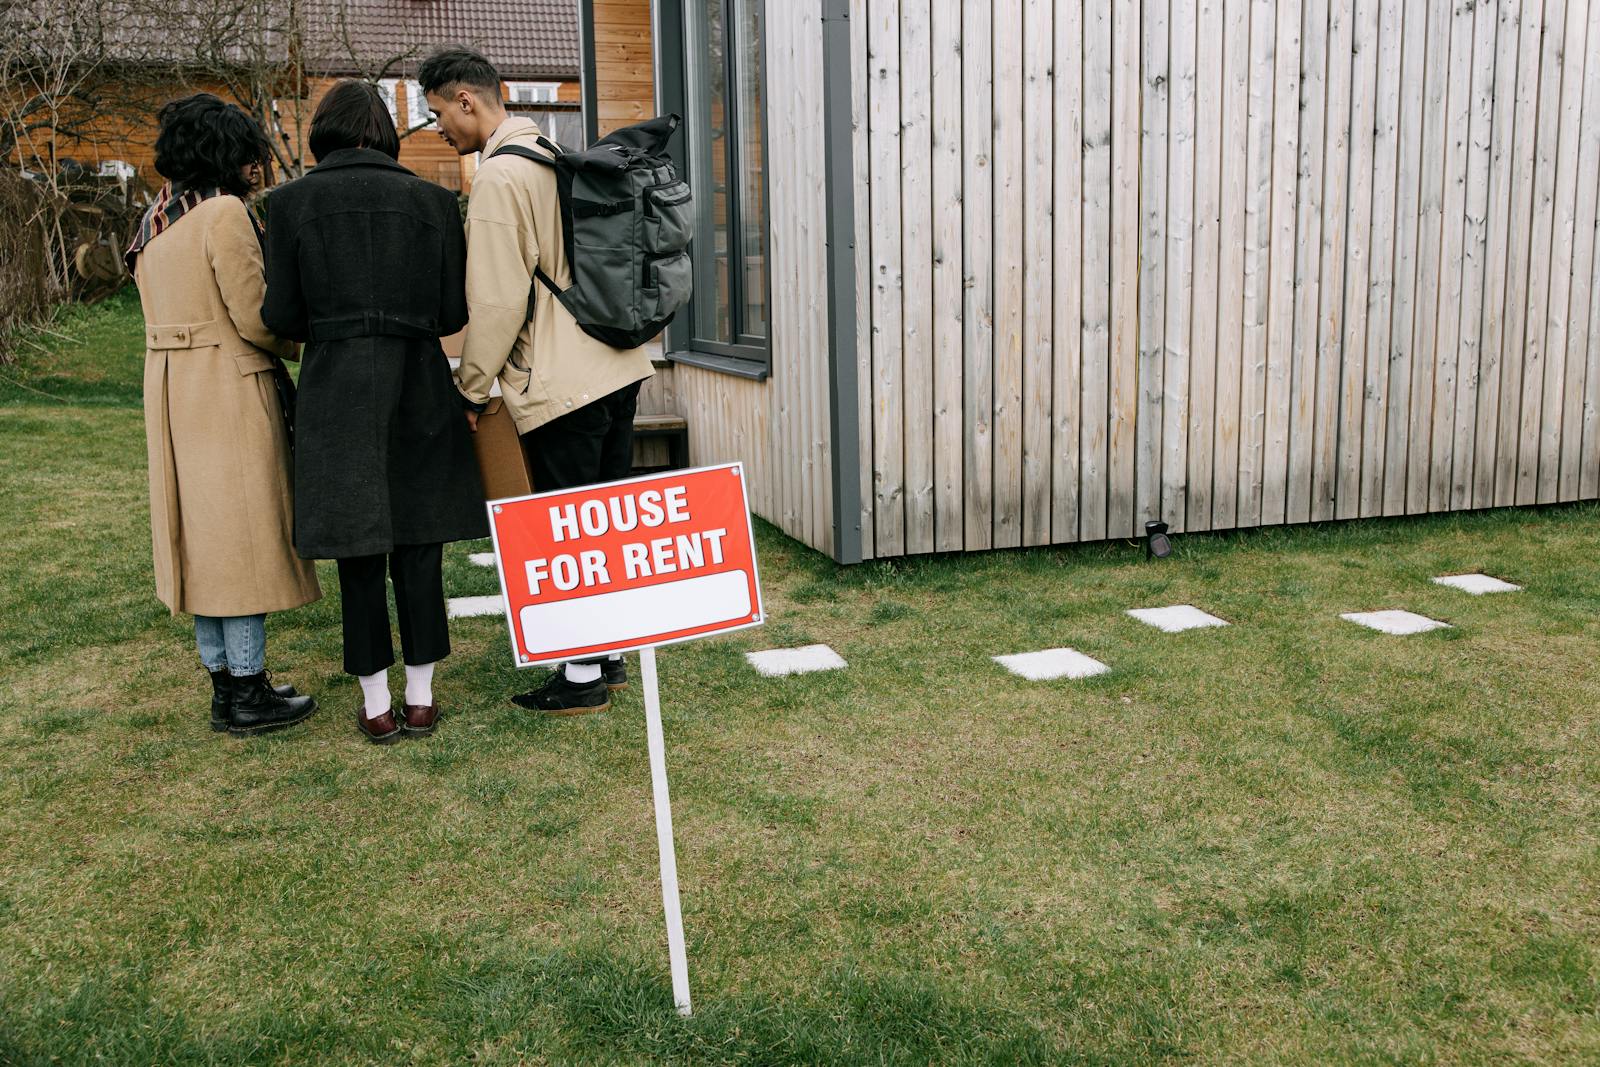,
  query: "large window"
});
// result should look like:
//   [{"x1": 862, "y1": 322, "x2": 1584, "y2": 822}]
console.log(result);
[{"x1": 662, "y1": 0, "x2": 768, "y2": 373}]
